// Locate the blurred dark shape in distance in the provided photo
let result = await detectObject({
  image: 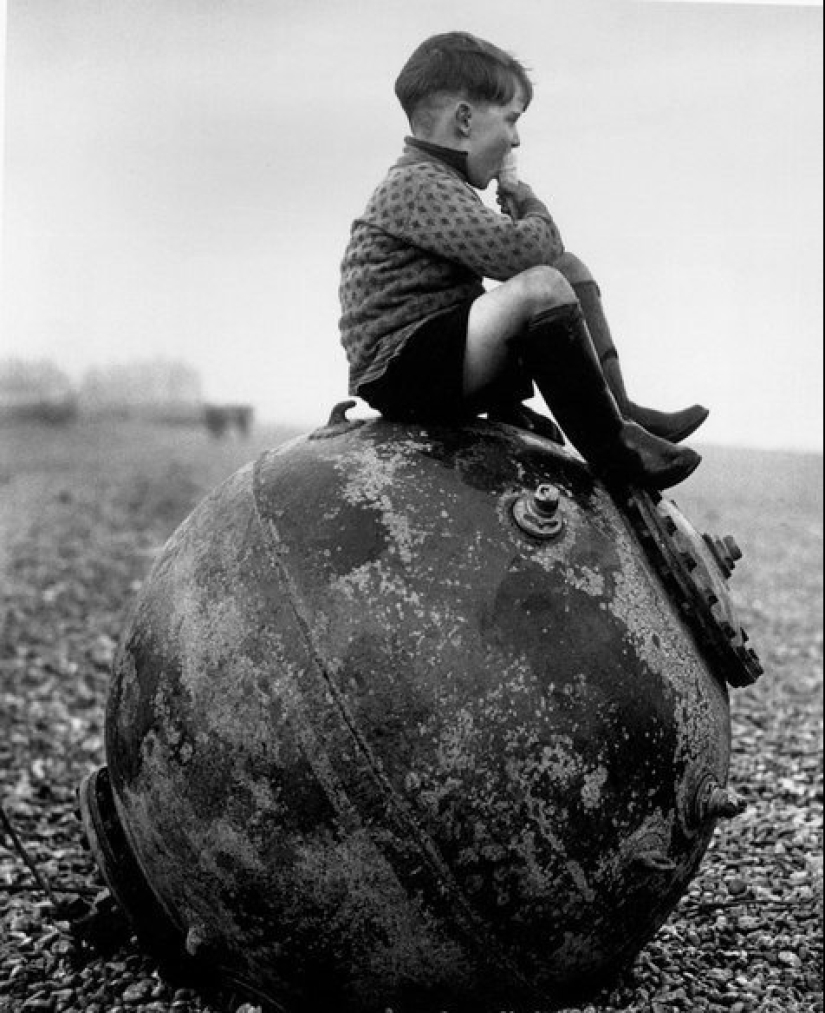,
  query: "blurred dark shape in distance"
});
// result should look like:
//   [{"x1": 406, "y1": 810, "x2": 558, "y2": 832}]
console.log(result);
[
  {"x1": 0, "y1": 357, "x2": 252, "y2": 436},
  {"x1": 203, "y1": 404, "x2": 254, "y2": 439}
]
